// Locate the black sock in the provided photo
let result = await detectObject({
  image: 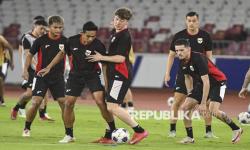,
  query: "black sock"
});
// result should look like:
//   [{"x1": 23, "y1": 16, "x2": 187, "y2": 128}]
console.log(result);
[
  {"x1": 121, "y1": 102, "x2": 126, "y2": 108},
  {"x1": 186, "y1": 127, "x2": 193, "y2": 138},
  {"x1": 0, "y1": 97, "x2": 4, "y2": 103},
  {"x1": 127, "y1": 101, "x2": 133, "y2": 107},
  {"x1": 107, "y1": 121, "x2": 116, "y2": 131},
  {"x1": 14, "y1": 103, "x2": 21, "y2": 111},
  {"x1": 104, "y1": 129, "x2": 112, "y2": 139},
  {"x1": 39, "y1": 108, "x2": 46, "y2": 118},
  {"x1": 19, "y1": 102, "x2": 27, "y2": 109},
  {"x1": 65, "y1": 127, "x2": 73, "y2": 137},
  {"x1": 133, "y1": 125, "x2": 145, "y2": 133},
  {"x1": 228, "y1": 122, "x2": 240, "y2": 130},
  {"x1": 44, "y1": 105, "x2": 47, "y2": 113},
  {"x1": 25, "y1": 121, "x2": 32, "y2": 130},
  {"x1": 170, "y1": 123, "x2": 176, "y2": 132},
  {"x1": 221, "y1": 112, "x2": 240, "y2": 130},
  {"x1": 206, "y1": 125, "x2": 212, "y2": 133}
]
